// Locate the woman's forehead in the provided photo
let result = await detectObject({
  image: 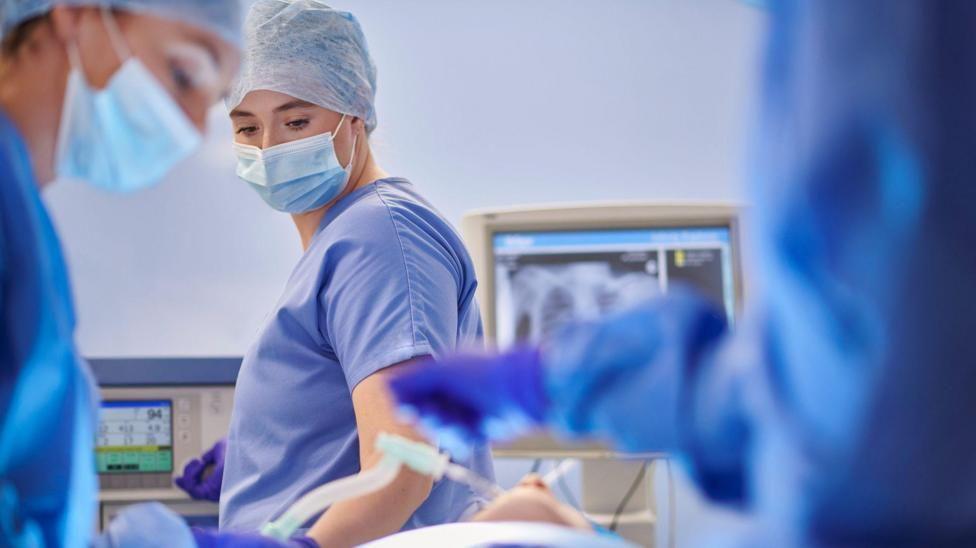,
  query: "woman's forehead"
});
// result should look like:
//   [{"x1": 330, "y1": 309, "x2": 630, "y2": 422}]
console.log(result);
[{"x1": 233, "y1": 89, "x2": 339, "y2": 117}]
